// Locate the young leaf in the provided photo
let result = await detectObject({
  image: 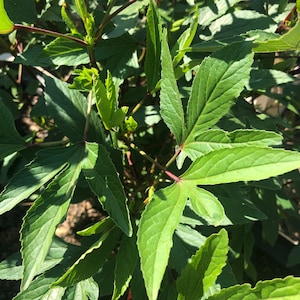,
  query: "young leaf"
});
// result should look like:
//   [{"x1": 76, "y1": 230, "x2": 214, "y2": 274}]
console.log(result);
[
  {"x1": 182, "y1": 129, "x2": 282, "y2": 161},
  {"x1": 82, "y1": 142, "x2": 132, "y2": 237},
  {"x1": 185, "y1": 42, "x2": 253, "y2": 144},
  {"x1": 77, "y1": 217, "x2": 115, "y2": 236},
  {"x1": 53, "y1": 227, "x2": 121, "y2": 287},
  {"x1": 21, "y1": 144, "x2": 85, "y2": 290},
  {"x1": 137, "y1": 183, "x2": 187, "y2": 300},
  {"x1": 112, "y1": 233, "x2": 138, "y2": 300},
  {"x1": 145, "y1": 0, "x2": 162, "y2": 92},
  {"x1": 44, "y1": 76, "x2": 104, "y2": 143},
  {"x1": 160, "y1": 29, "x2": 186, "y2": 144},
  {"x1": 176, "y1": 229, "x2": 229, "y2": 300},
  {"x1": 0, "y1": 146, "x2": 79, "y2": 215},
  {"x1": 0, "y1": 0, "x2": 14, "y2": 34},
  {"x1": 0, "y1": 100, "x2": 25, "y2": 160},
  {"x1": 186, "y1": 185, "x2": 225, "y2": 226},
  {"x1": 181, "y1": 147, "x2": 300, "y2": 185},
  {"x1": 207, "y1": 276, "x2": 300, "y2": 299}
]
